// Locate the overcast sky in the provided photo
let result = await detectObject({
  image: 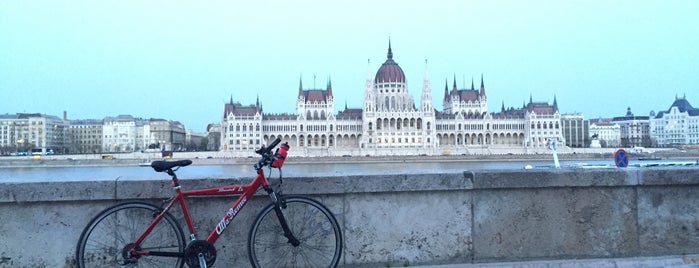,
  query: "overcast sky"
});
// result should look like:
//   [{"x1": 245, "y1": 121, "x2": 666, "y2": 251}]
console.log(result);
[{"x1": 1, "y1": 1, "x2": 698, "y2": 132}]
